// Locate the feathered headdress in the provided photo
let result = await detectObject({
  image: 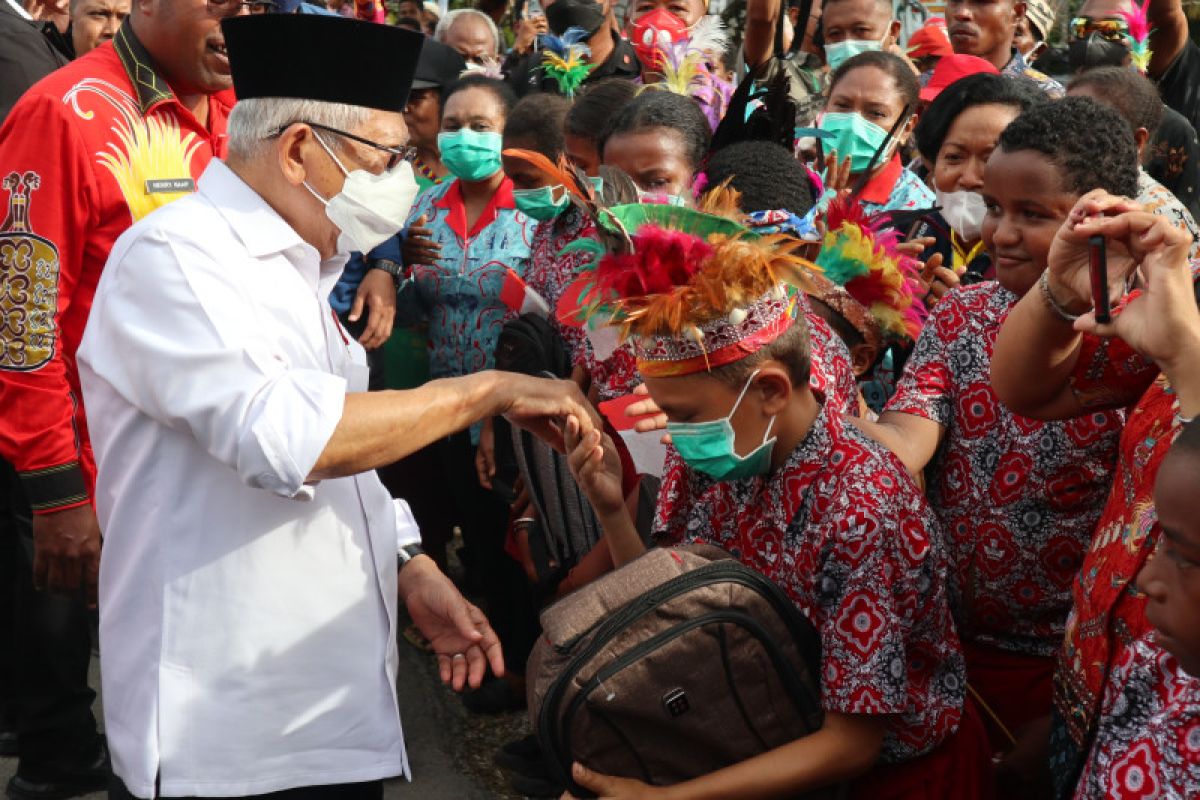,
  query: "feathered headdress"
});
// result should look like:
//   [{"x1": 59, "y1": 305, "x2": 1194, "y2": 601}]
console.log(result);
[
  {"x1": 639, "y1": 17, "x2": 731, "y2": 130},
  {"x1": 813, "y1": 198, "x2": 927, "y2": 348},
  {"x1": 461, "y1": 56, "x2": 505, "y2": 80},
  {"x1": 576, "y1": 202, "x2": 820, "y2": 377},
  {"x1": 1119, "y1": 0, "x2": 1154, "y2": 74},
  {"x1": 538, "y1": 26, "x2": 595, "y2": 97}
]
